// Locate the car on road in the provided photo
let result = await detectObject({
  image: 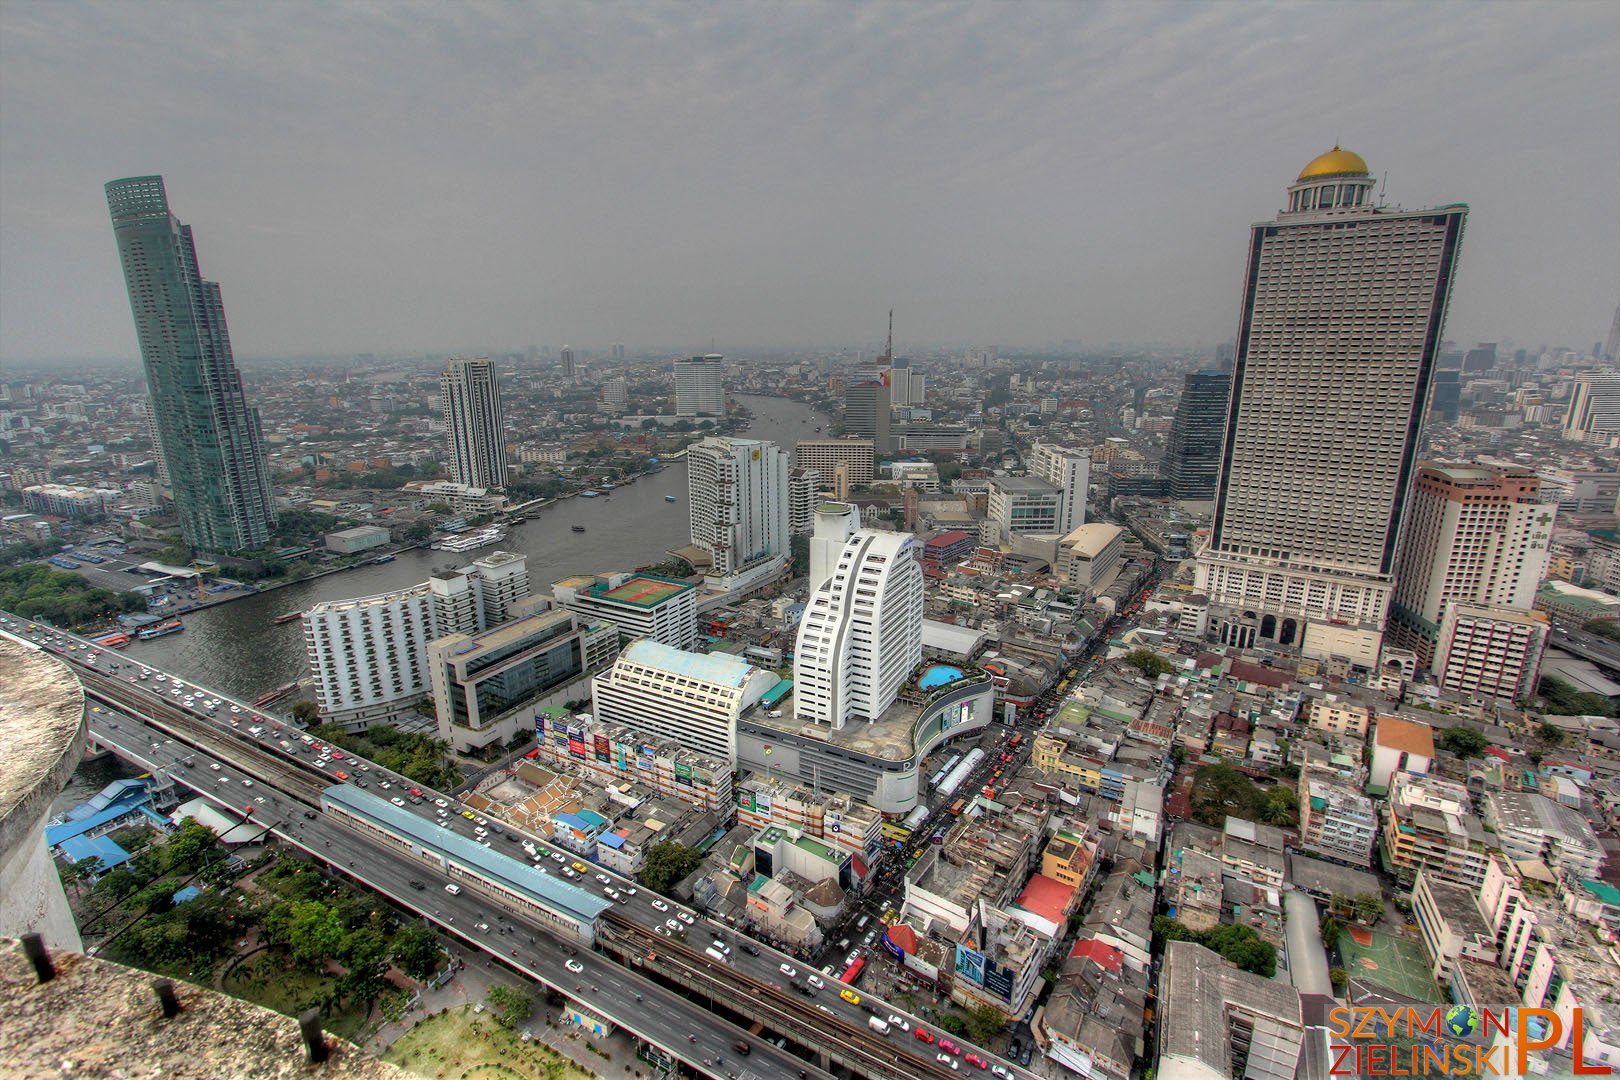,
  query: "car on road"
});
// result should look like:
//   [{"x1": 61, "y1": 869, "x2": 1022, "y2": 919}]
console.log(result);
[
  {"x1": 595, "y1": 873, "x2": 611, "y2": 885},
  {"x1": 916, "y1": 1028, "x2": 935, "y2": 1044},
  {"x1": 840, "y1": 989, "x2": 860, "y2": 1006},
  {"x1": 475, "y1": 922, "x2": 490, "y2": 932},
  {"x1": 433, "y1": 797, "x2": 447, "y2": 807},
  {"x1": 806, "y1": 974, "x2": 824, "y2": 991},
  {"x1": 653, "y1": 925, "x2": 671, "y2": 937},
  {"x1": 241, "y1": 779, "x2": 253, "y2": 788},
  {"x1": 444, "y1": 883, "x2": 461, "y2": 895},
  {"x1": 390, "y1": 797, "x2": 406, "y2": 807},
  {"x1": 965, "y1": 1052, "x2": 988, "y2": 1069},
  {"x1": 570, "y1": 862, "x2": 588, "y2": 874},
  {"x1": 938, "y1": 1038, "x2": 961, "y2": 1056},
  {"x1": 779, "y1": 963, "x2": 798, "y2": 978},
  {"x1": 676, "y1": 911, "x2": 694, "y2": 925},
  {"x1": 565, "y1": 958, "x2": 584, "y2": 974},
  {"x1": 936, "y1": 1053, "x2": 959, "y2": 1071},
  {"x1": 210, "y1": 763, "x2": 221, "y2": 771},
  {"x1": 550, "y1": 851, "x2": 566, "y2": 863},
  {"x1": 886, "y1": 1014, "x2": 910, "y2": 1032},
  {"x1": 733, "y1": 1040, "x2": 750, "y2": 1056},
  {"x1": 461, "y1": 810, "x2": 475, "y2": 820},
  {"x1": 561, "y1": 868, "x2": 579, "y2": 879},
  {"x1": 651, "y1": 899, "x2": 669, "y2": 912}
]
